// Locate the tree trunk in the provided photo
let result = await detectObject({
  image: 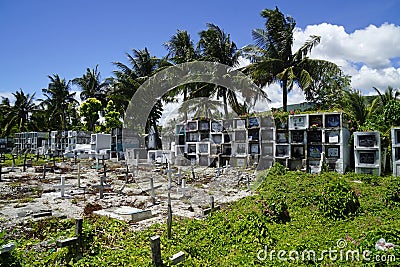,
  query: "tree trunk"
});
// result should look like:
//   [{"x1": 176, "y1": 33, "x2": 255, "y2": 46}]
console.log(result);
[
  {"x1": 283, "y1": 79, "x2": 288, "y2": 112},
  {"x1": 183, "y1": 86, "x2": 188, "y2": 122},
  {"x1": 223, "y1": 89, "x2": 228, "y2": 119}
]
